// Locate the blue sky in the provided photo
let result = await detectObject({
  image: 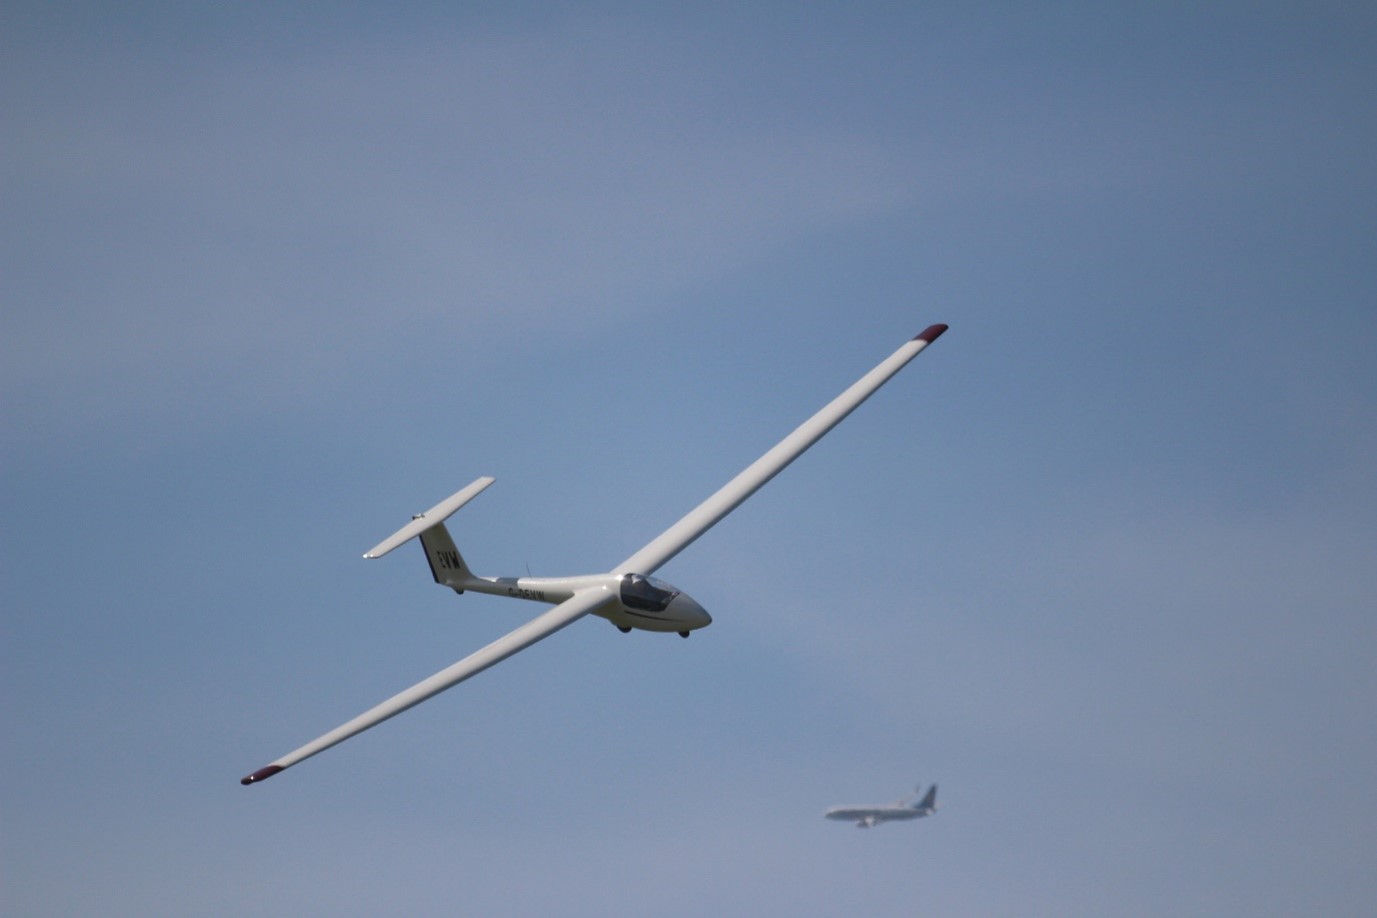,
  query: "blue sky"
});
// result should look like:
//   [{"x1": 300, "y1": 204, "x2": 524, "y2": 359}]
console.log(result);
[{"x1": 3, "y1": 3, "x2": 1374, "y2": 915}]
